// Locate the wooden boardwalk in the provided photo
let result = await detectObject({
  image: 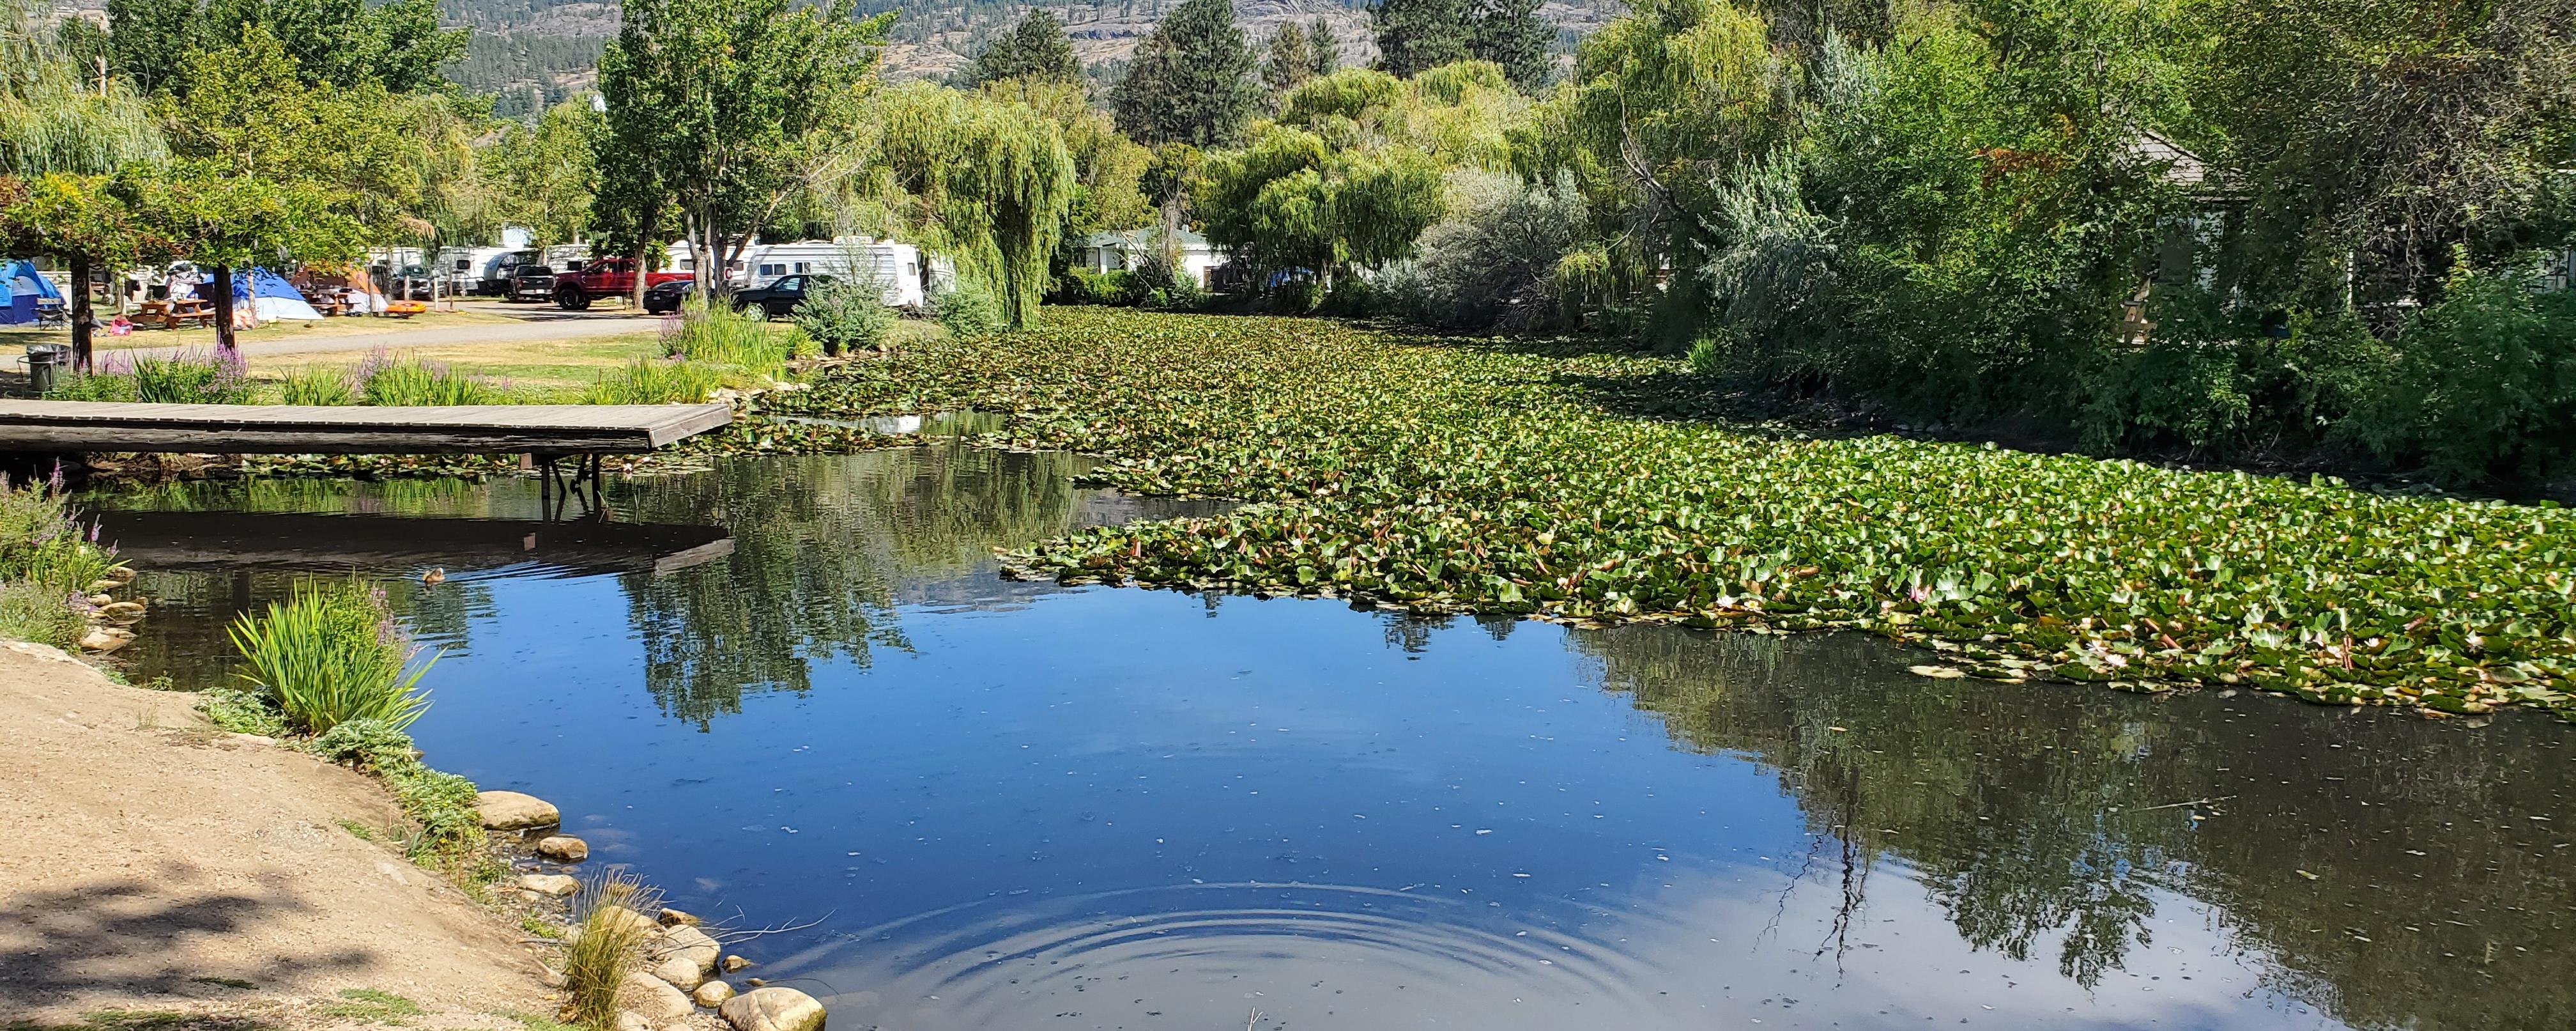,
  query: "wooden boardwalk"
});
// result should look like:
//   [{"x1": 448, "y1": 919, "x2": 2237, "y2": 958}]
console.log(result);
[{"x1": 0, "y1": 400, "x2": 732, "y2": 454}]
